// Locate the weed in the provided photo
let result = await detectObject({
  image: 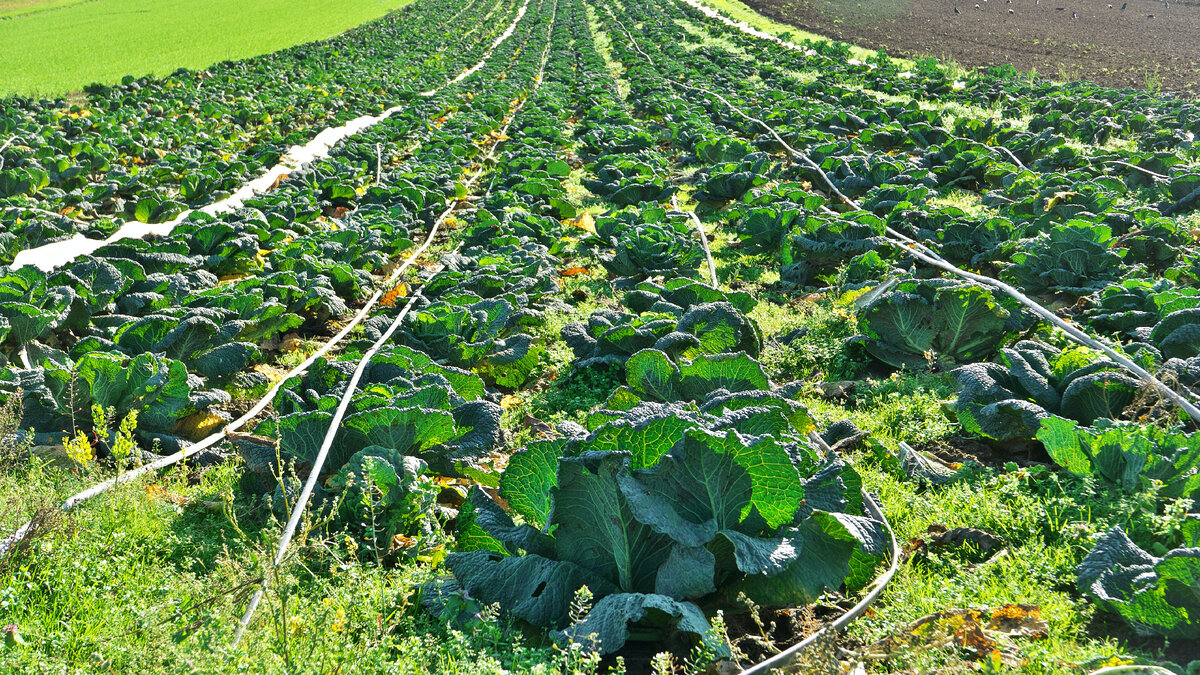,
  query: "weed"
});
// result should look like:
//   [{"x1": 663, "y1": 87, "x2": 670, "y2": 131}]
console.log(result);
[
  {"x1": 558, "y1": 586, "x2": 604, "y2": 674},
  {"x1": 530, "y1": 363, "x2": 624, "y2": 425},
  {"x1": 1144, "y1": 67, "x2": 1165, "y2": 95},
  {"x1": 0, "y1": 392, "x2": 30, "y2": 471},
  {"x1": 62, "y1": 419, "x2": 94, "y2": 467},
  {"x1": 756, "y1": 298, "x2": 861, "y2": 381}
]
